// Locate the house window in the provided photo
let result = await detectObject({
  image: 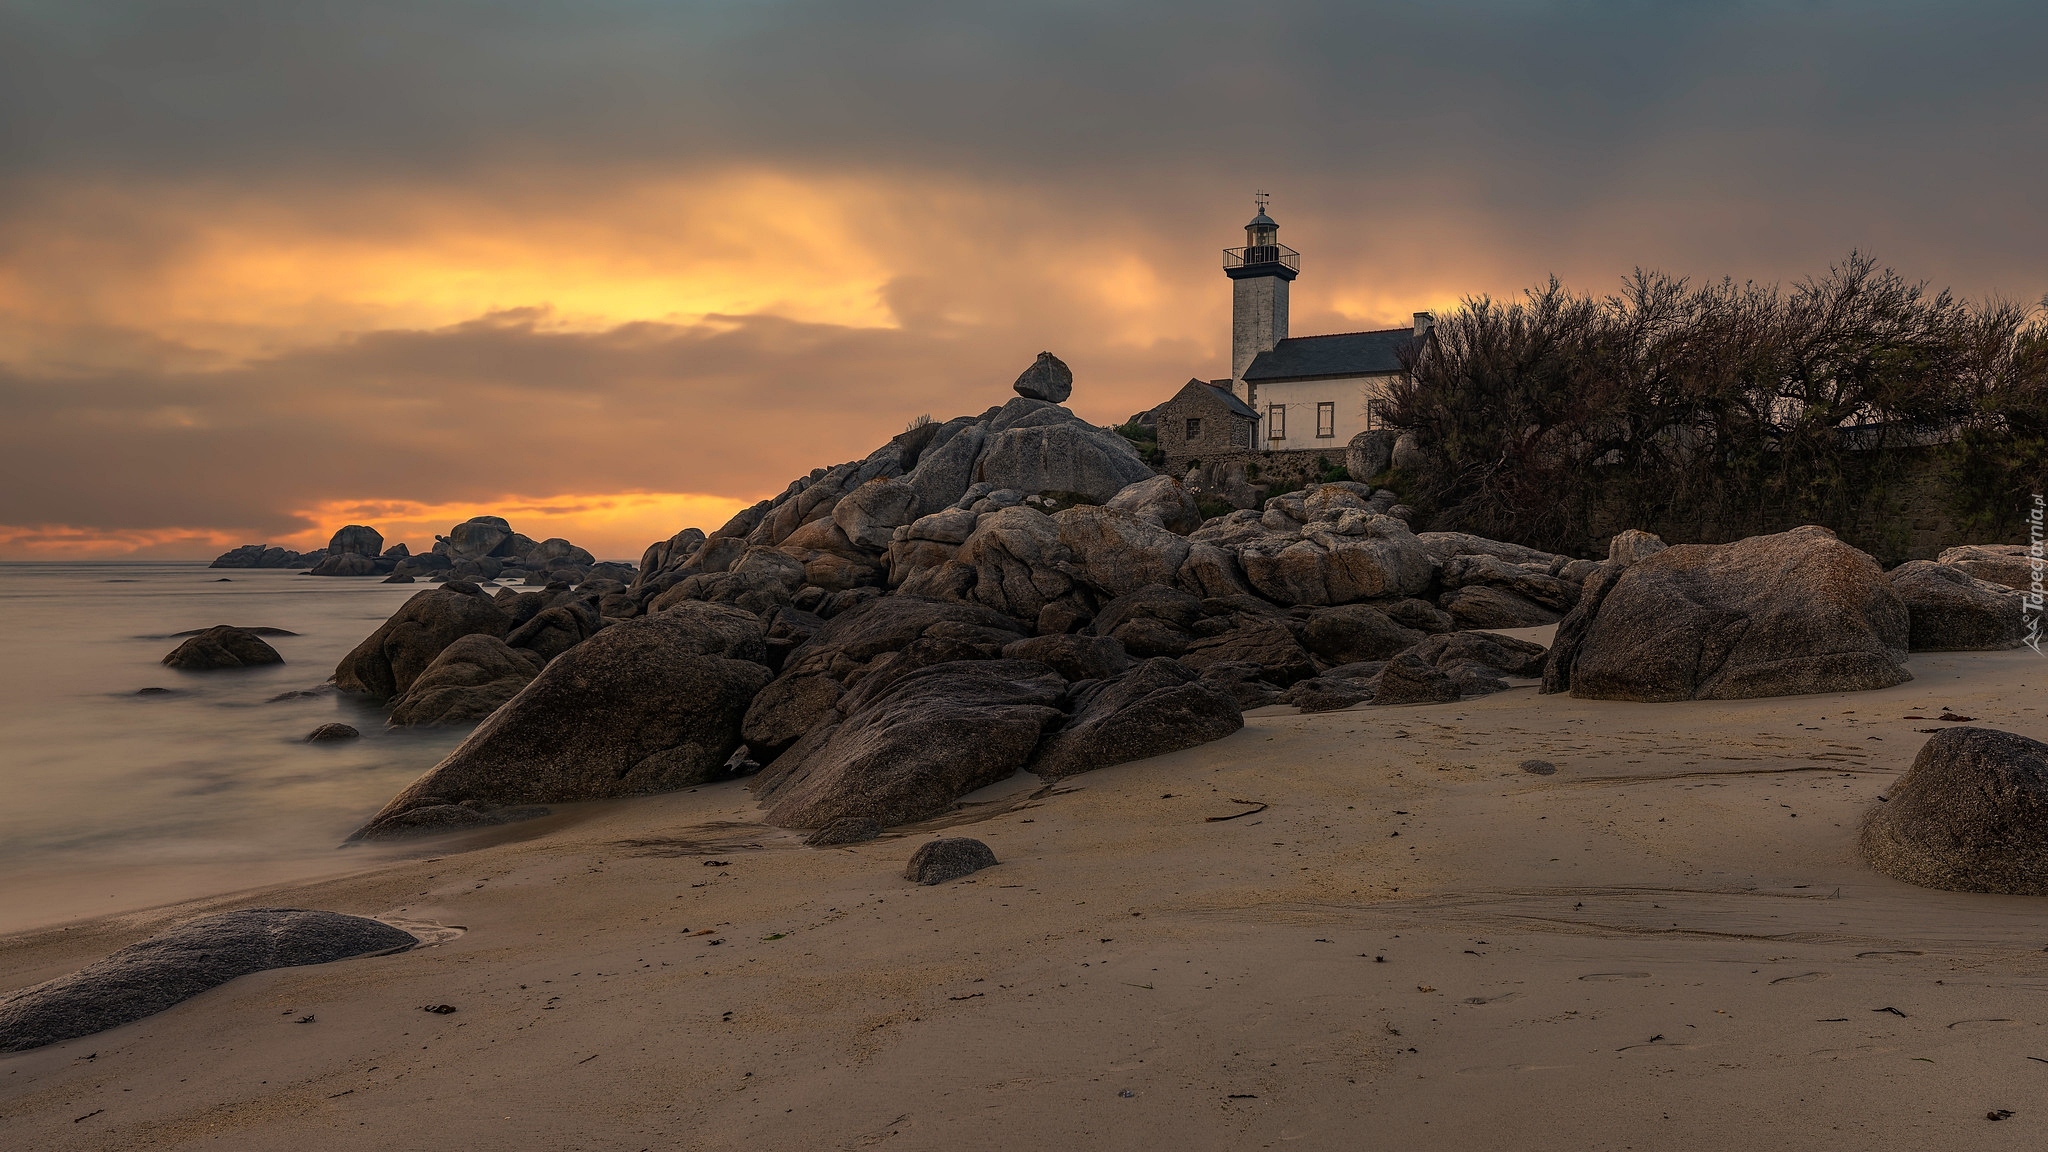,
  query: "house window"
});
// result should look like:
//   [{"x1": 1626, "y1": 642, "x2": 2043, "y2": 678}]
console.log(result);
[
  {"x1": 1267, "y1": 404, "x2": 1286, "y2": 440},
  {"x1": 1365, "y1": 400, "x2": 1389, "y2": 430},
  {"x1": 1316, "y1": 402, "x2": 1335, "y2": 438},
  {"x1": 1185, "y1": 417, "x2": 1201, "y2": 441},
  {"x1": 1233, "y1": 420, "x2": 1251, "y2": 448}
]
